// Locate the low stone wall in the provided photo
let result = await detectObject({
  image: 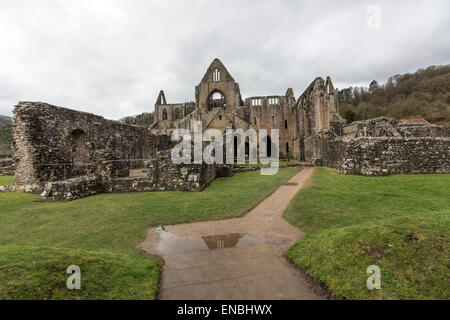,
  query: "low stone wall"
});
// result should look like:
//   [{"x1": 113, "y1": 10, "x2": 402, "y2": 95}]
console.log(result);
[
  {"x1": 39, "y1": 175, "x2": 102, "y2": 201},
  {"x1": 0, "y1": 153, "x2": 14, "y2": 176},
  {"x1": 322, "y1": 136, "x2": 450, "y2": 176},
  {"x1": 147, "y1": 150, "x2": 216, "y2": 191}
]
